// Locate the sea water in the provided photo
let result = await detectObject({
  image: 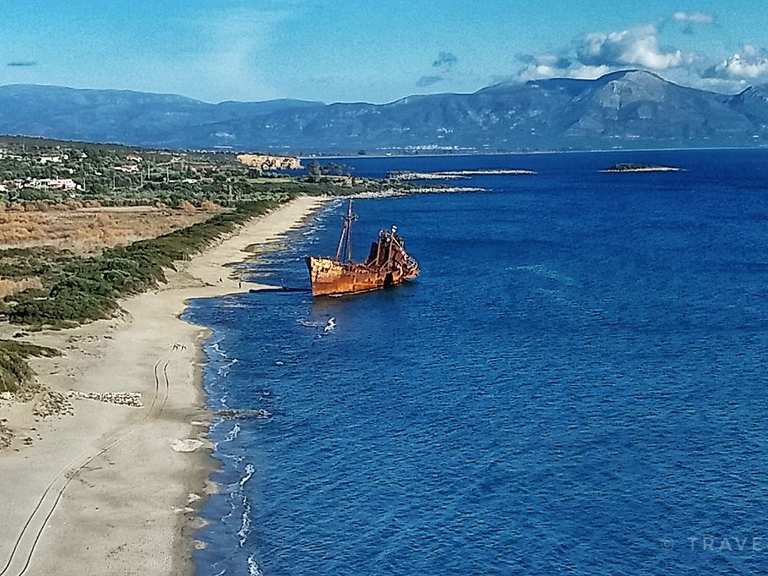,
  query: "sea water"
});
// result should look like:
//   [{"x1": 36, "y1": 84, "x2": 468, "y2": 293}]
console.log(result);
[{"x1": 186, "y1": 149, "x2": 768, "y2": 575}]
